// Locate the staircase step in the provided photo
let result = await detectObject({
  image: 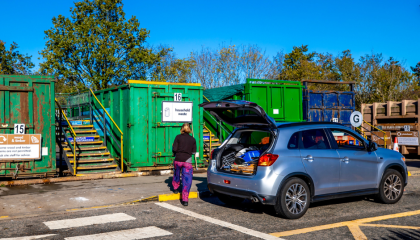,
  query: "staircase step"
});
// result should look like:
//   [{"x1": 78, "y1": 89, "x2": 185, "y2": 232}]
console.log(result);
[
  {"x1": 203, "y1": 129, "x2": 209, "y2": 133},
  {"x1": 67, "y1": 152, "x2": 110, "y2": 157},
  {"x1": 76, "y1": 164, "x2": 118, "y2": 170},
  {"x1": 70, "y1": 158, "x2": 114, "y2": 163},
  {"x1": 204, "y1": 139, "x2": 220, "y2": 142},
  {"x1": 212, "y1": 143, "x2": 221, "y2": 147},
  {"x1": 66, "y1": 130, "x2": 97, "y2": 134},
  {"x1": 62, "y1": 141, "x2": 103, "y2": 146},
  {"x1": 63, "y1": 146, "x2": 107, "y2": 151},
  {"x1": 72, "y1": 125, "x2": 94, "y2": 129}
]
